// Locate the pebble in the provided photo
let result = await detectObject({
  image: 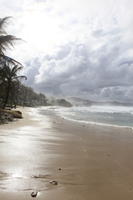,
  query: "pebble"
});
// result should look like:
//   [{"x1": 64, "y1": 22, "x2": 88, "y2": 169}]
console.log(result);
[
  {"x1": 31, "y1": 191, "x2": 38, "y2": 198},
  {"x1": 49, "y1": 180, "x2": 58, "y2": 185}
]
